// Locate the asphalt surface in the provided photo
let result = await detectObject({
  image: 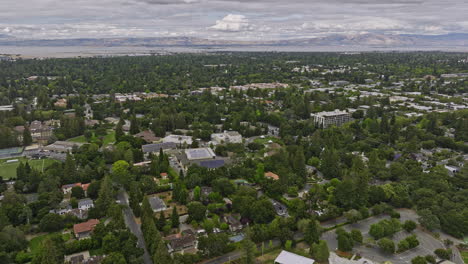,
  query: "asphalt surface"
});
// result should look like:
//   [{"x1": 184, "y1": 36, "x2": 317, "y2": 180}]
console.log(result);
[
  {"x1": 117, "y1": 190, "x2": 153, "y2": 264},
  {"x1": 320, "y1": 209, "x2": 464, "y2": 264}
]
